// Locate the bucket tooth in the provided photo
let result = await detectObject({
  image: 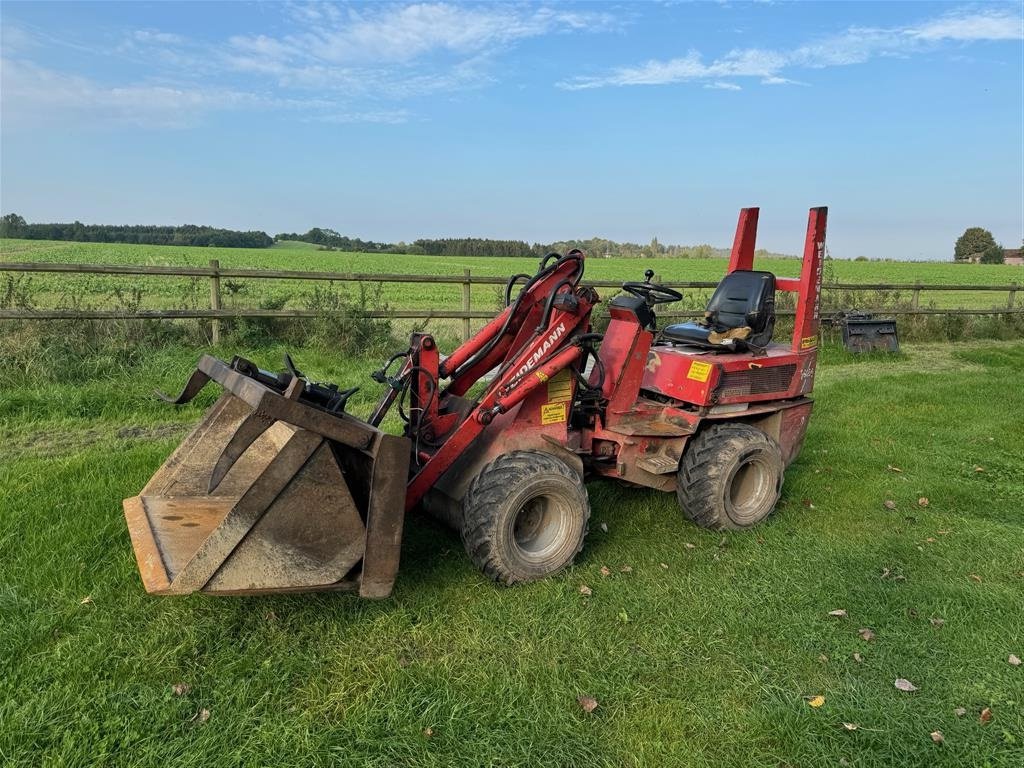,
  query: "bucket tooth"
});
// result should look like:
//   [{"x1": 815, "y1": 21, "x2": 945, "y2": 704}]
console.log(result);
[{"x1": 155, "y1": 367, "x2": 212, "y2": 405}]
